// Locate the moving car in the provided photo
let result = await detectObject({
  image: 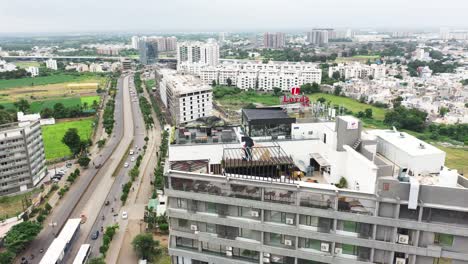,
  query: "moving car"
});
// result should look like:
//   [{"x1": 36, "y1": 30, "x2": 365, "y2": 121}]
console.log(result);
[
  {"x1": 124, "y1": 162, "x2": 129, "y2": 168},
  {"x1": 121, "y1": 211, "x2": 128, "y2": 220},
  {"x1": 91, "y1": 230, "x2": 99, "y2": 240},
  {"x1": 129, "y1": 150, "x2": 134, "y2": 155},
  {"x1": 131, "y1": 157, "x2": 136, "y2": 162}
]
